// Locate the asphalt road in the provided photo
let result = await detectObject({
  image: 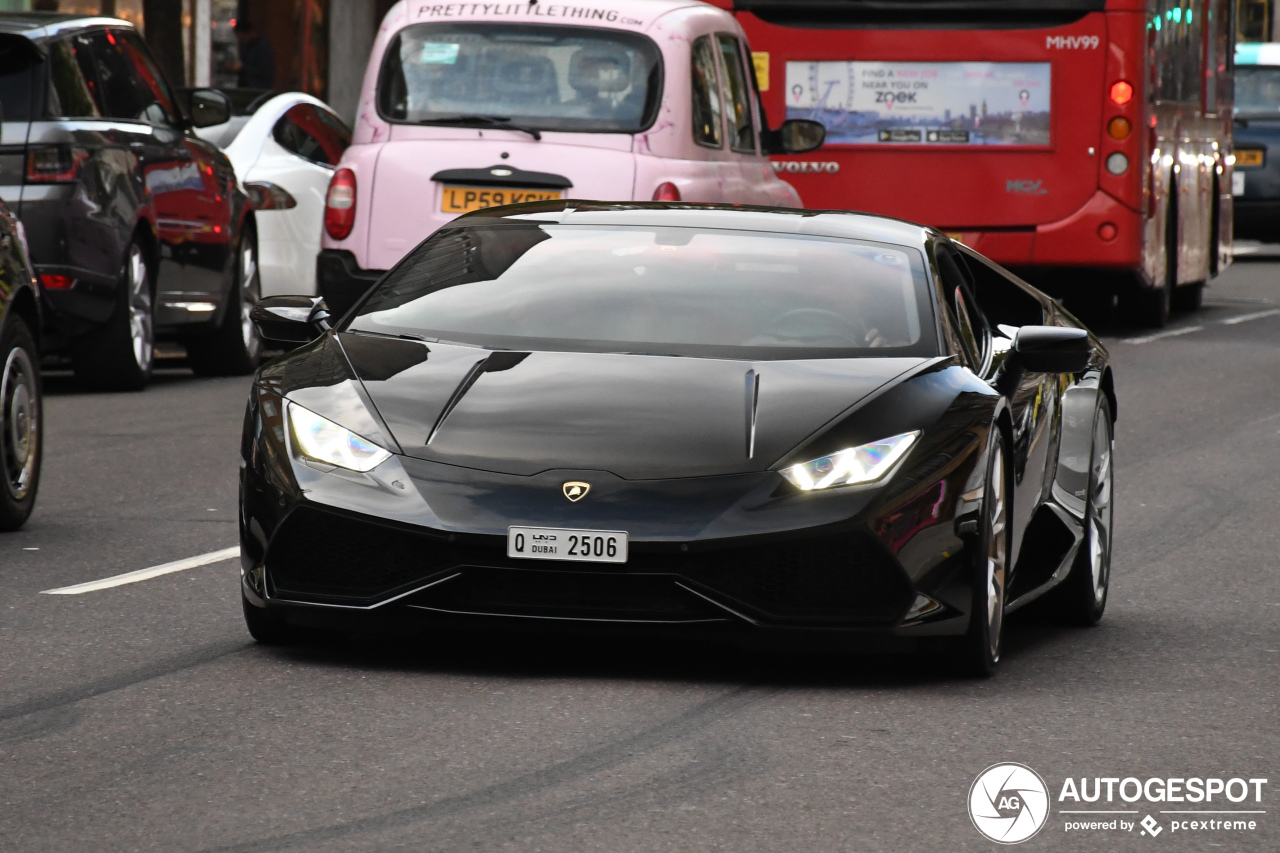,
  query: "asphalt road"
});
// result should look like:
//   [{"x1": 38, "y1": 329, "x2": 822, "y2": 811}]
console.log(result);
[{"x1": 2, "y1": 258, "x2": 1278, "y2": 852}]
